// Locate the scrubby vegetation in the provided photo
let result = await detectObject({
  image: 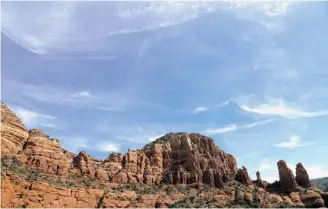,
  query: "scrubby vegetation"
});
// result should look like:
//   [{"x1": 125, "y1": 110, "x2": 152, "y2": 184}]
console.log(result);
[
  {"x1": 169, "y1": 196, "x2": 216, "y2": 208},
  {"x1": 3, "y1": 156, "x2": 324, "y2": 208},
  {"x1": 2, "y1": 156, "x2": 101, "y2": 189},
  {"x1": 143, "y1": 132, "x2": 187, "y2": 149}
]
